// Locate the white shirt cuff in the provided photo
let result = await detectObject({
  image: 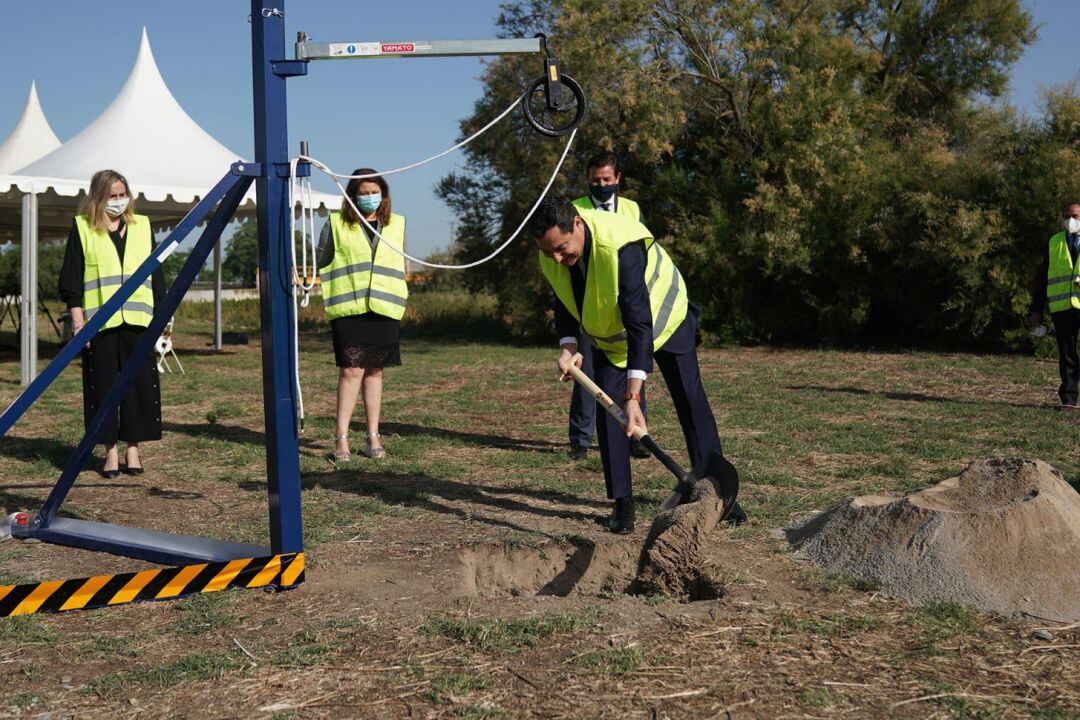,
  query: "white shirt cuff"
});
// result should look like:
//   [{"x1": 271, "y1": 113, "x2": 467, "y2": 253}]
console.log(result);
[
  {"x1": 627, "y1": 369, "x2": 647, "y2": 381},
  {"x1": 558, "y1": 337, "x2": 578, "y2": 348}
]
